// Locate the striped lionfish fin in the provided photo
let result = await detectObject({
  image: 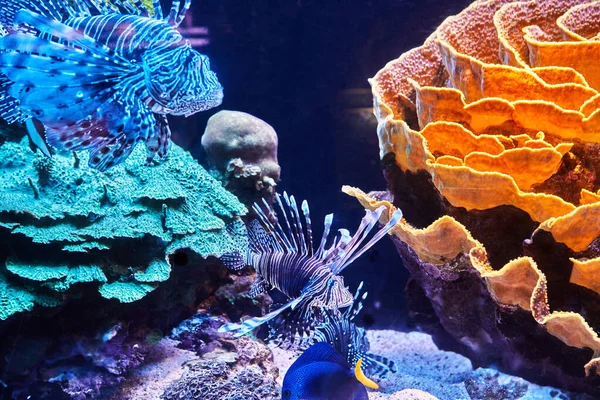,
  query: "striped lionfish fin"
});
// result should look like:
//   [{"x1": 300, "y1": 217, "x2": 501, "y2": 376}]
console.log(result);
[
  {"x1": 312, "y1": 282, "x2": 397, "y2": 379},
  {"x1": 45, "y1": 95, "x2": 160, "y2": 171},
  {"x1": 344, "y1": 281, "x2": 367, "y2": 321},
  {"x1": 252, "y1": 192, "x2": 315, "y2": 255},
  {"x1": 248, "y1": 275, "x2": 267, "y2": 297},
  {"x1": 0, "y1": 0, "x2": 160, "y2": 24},
  {"x1": 361, "y1": 352, "x2": 398, "y2": 378},
  {"x1": 220, "y1": 252, "x2": 247, "y2": 271},
  {"x1": 0, "y1": 9, "x2": 135, "y2": 160},
  {"x1": 328, "y1": 206, "x2": 402, "y2": 274},
  {"x1": 218, "y1": 294, "x2": 307, "y2": 338}
]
